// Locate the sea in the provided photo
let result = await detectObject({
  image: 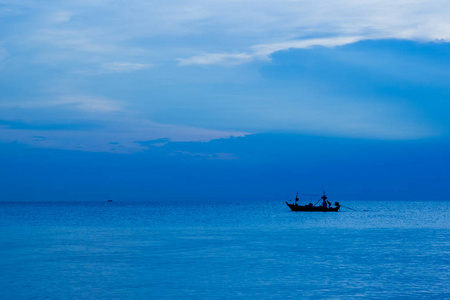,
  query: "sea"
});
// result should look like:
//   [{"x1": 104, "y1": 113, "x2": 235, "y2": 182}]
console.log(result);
[{"x1": 0, "y1": 200, "x2": 449, "y2": 299}]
